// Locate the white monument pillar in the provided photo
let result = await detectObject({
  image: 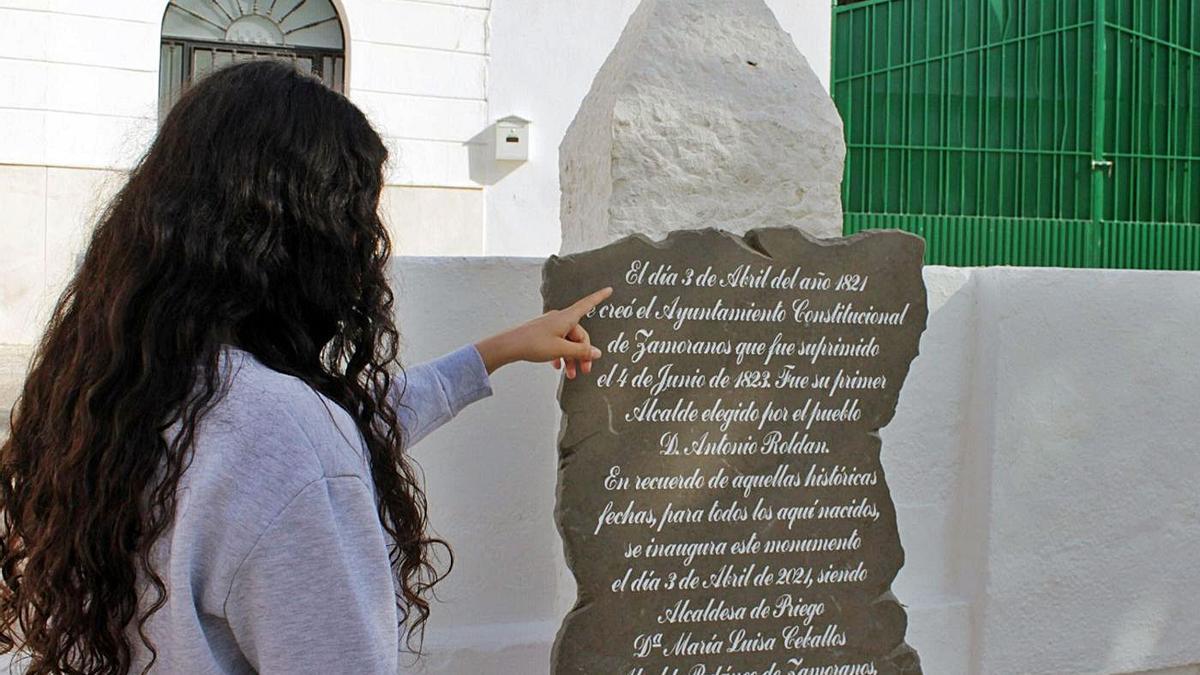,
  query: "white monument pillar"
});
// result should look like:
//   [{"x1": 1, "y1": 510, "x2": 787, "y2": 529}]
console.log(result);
[{"x1": 558, "y1": 0, "x2": 846, "y2": 255}]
